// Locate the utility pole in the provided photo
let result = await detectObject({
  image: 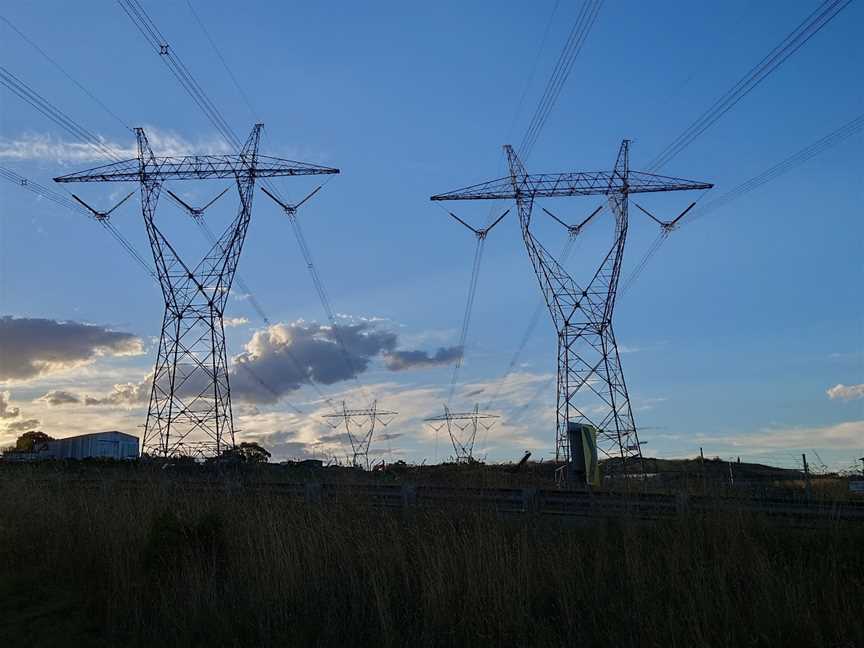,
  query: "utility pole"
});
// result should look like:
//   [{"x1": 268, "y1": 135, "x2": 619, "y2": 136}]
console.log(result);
[
  {"x1": 55, "y1": 124, "x2": 338, "y2": 458},
  {"x1": 431, "y1": 141, "x2": 712, "y2": 478},
  {"x1": 802, "y1": 453, "x2": 812, "y2": 499}
]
